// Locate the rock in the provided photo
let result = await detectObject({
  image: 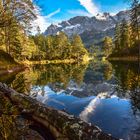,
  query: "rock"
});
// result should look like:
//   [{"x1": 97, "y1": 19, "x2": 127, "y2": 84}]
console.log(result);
[{"x1": 44, "y1": 10, "x2": 130, "y2": 47}]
